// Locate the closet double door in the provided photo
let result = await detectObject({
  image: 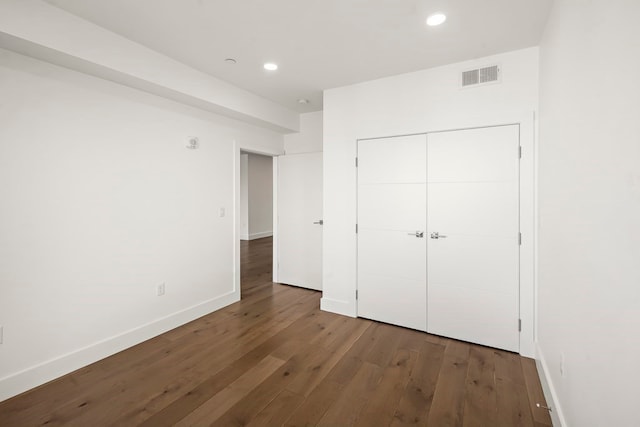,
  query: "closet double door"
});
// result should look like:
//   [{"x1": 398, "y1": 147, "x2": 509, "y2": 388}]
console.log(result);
[{"x1": 357, "y1": 125, "x2": 520, "y2": 352}]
